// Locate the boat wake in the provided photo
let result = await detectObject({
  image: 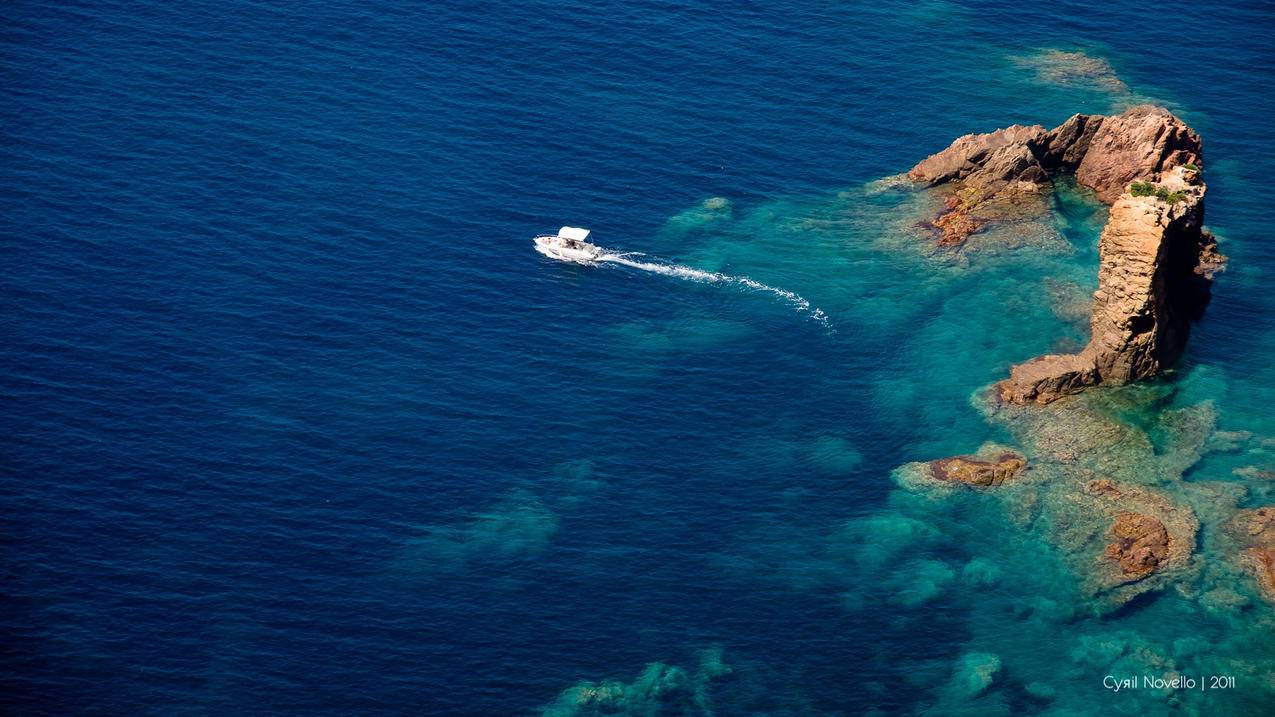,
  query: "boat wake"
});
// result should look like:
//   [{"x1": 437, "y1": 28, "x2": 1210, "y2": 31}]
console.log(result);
[{"x1": 597, "y1": 251, "x2": 831, "y2": 328}]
